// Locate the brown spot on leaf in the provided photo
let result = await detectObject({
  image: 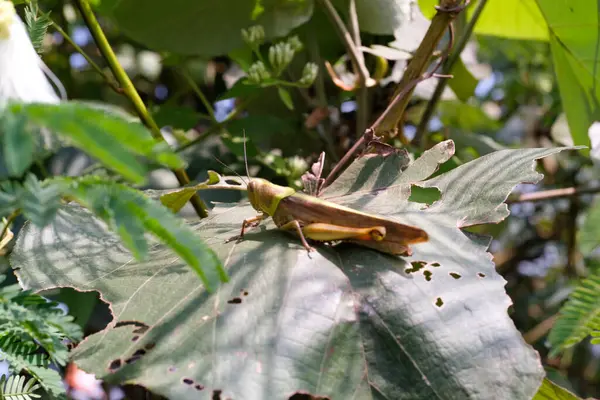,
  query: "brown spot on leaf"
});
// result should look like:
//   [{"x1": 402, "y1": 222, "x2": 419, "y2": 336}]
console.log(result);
[
  {"x1": 449, "y1": 272, "x2": 461, "y2": 279},
  {"x1": 478, "y1": 272, "x2": 486, "y2": 278},
  {"x1": 227, "y1": 297, "x2": 242, "y2": 304},
  {"x1": 131, "y1": 336, "x2": 139, "y2": 342},
  {"x1": 195, "y1": 384, "x2": 205, "y2": 391},
  {"x1": 288, "y1": 392, "x2": 331, "y2": 400},
  {"x1": 435, "y1": 297, "x2": 444, "y2": 307},
  {"x1": 108, "y1": 359, "x2": 122, "y2": 372},
  {"x1": 168, "y1": 366, "x2": 177, "y2": 372},
  {"x1": 182, "y1": 378, "x2": 194, "y2": 385},
  {"x1": 242, "y1": 290, "x2": 249, "y2": 296},
  {"x1": 213, "y1": 389, "x2": 222, "y2": 399},
  {"x1": 132, "y1": 349, "x2": 146, "y2": 357},
  {"x1": 145, "y1": 342, "x2": 156, "y2": 351},
  {"x1": 430, "y1": 262, "x2": 440, "y2": 267}
]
